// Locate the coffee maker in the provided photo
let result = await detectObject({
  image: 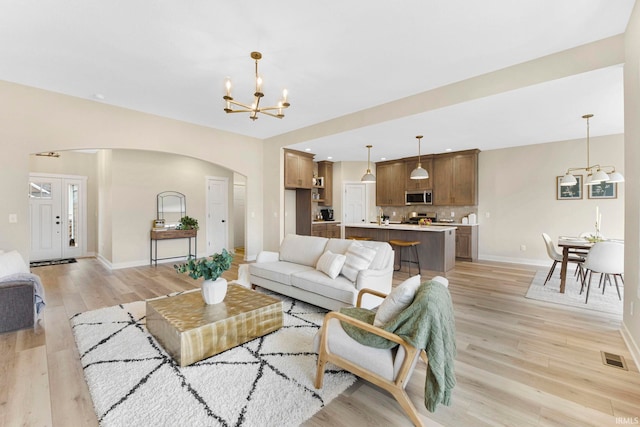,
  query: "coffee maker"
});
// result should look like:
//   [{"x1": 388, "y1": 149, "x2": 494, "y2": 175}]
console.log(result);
[{"x1": 320, "y1": 209, "x2": 334, "y2": 221}]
